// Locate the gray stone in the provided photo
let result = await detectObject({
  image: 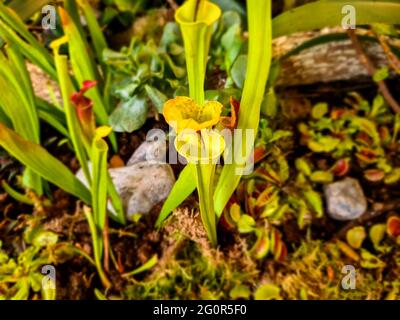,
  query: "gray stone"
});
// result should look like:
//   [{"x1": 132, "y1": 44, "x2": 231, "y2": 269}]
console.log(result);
[
  {"x1": 324, "y1": 177, "x2": 367, "y2": 221},
  {"x1": 127, "y1": 130, "x2": 167, "y2": 165},
  {"x1": 76, "y1": 161, "x2": 175, "y2": 221}
]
